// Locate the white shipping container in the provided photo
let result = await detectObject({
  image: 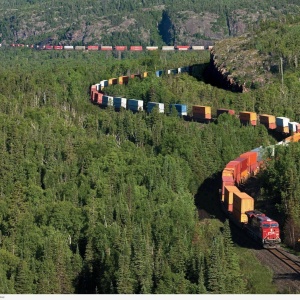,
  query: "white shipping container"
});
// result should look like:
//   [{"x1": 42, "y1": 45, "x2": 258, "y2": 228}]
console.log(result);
[
  {"x1": 128, "y1": 99, "x2": 144, "y2": 111},
  {"x1": 192, "y1": 45, "x2": 205, "y2": 50},
  {"x1": 147, "y1": 102, "x2": 164, "y2": 113},
  {"x1": 146, "y1": 46, "x2": 158, "y2": 50},
  {"x1": 162, "y1": 46, "x2": 175, "y2": 51},
  {"x1": 113, "y1": 97, "x2": 127, "y2": 109},
  {"x1": 64, "y1": 45, "x2": 74, "y2": 50},
  {"x1": 288, "y1": 121, "x2": 299, "y2": 133},
  {"x1": 276, "y1": 117, "x2": 290, "y2": 127}
]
